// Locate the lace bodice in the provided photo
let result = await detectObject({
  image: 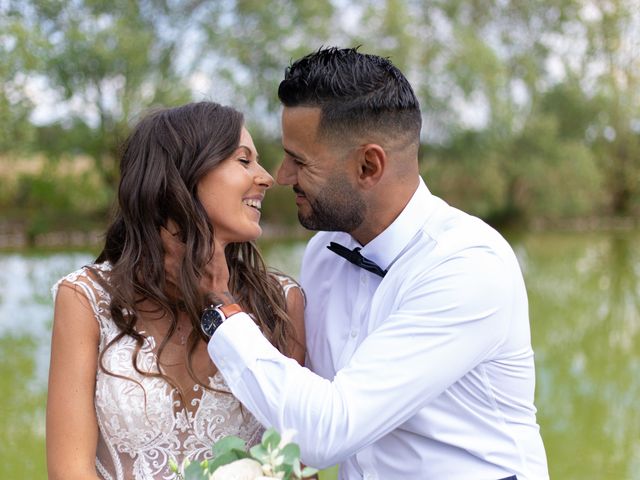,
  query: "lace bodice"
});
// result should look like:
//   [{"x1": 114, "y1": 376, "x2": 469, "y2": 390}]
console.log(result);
[{"x1": 52, "y1": 264, "x2": 265, "y2": 480}]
